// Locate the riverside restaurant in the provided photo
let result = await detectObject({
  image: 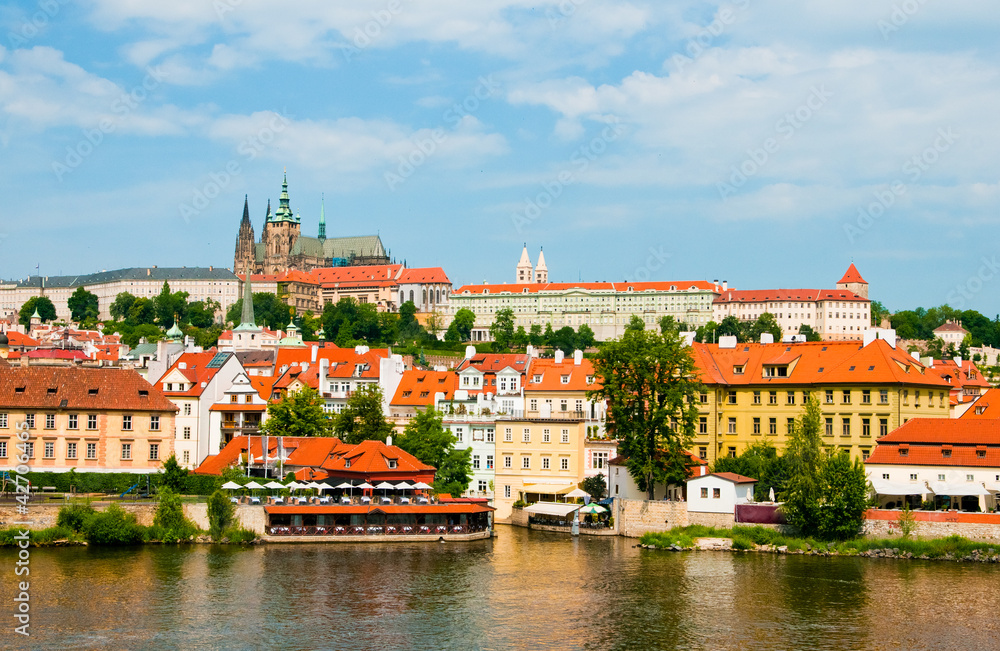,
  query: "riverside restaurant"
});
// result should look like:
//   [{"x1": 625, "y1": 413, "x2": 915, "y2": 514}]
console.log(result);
[{"x1": 265, "y1": 501, "x2": 494, "y2": 541}]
